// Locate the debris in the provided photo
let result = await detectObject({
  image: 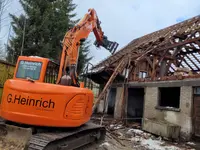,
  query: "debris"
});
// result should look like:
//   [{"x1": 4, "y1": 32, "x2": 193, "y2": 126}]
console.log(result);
[
  {"x1": 143, "y1": 133, "x2": 152, "y2": 139},
  {"x1": 110, "y1": 124, "x2": 114, "y2": 128},
  {"x1": 186, "y1": 142, "x2": 196, "y2": 146},
  {"x1": 157, "y1": 136, "x2": 162, "y2": 141},
  {"x1": 126, "y1": 128, "x2": 144, "y2": 138},
  {"x1": 106, "y1": 133, "x2": 113, "y2": 140},
  {"x1": 99, "y1": 142, "x2": 110, "y2": 150},
  {"x1": 89, "y1": 115, "x2": 196, "y2": 150},
  {"x1": 174, "y1": 67, "x2": 193, "y2": 76},
  {"x1": 131, "y1": 136, "x2": 142, "y2": 143},
  {"x1": 126, "y1": 130, "x2": 135, "y2": 138},
  {"x1": 109, "y1": 124, "x2": 124, "y2": 131},
  {"x1": 100, "y1": 115, "x2": 104, "y2": 126},
  {"x1": 114, "y1": 124, "x2": 123, "y2": 130},
  {"x1": 128, "y1": 129, "x2": 144, "y2": 135},
  {"x1": 106, "y1": 129, "x2": 126, "y2": 147},
  {"x1": 115, "y1": 131, "x2": 124, "y2": 138},
  {"x1": 100, "y1": 142, "x2": 110, "y2": 147}
]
